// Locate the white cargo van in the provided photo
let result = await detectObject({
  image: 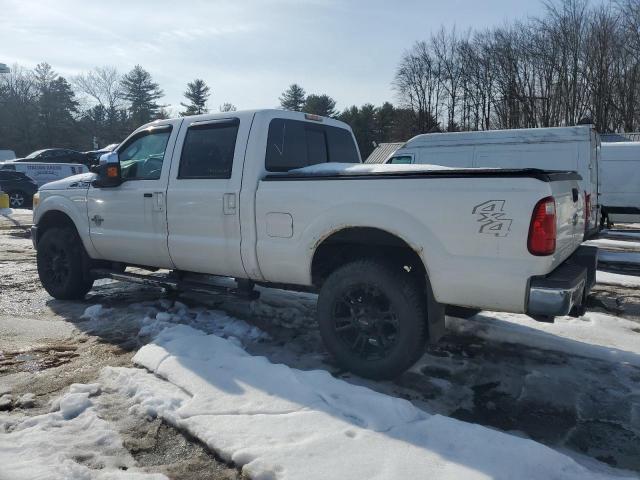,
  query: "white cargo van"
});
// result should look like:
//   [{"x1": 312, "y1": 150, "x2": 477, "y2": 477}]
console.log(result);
[
  {"x1": 600, "y1": 141, "x2": 640, "y2": 225},
  {"x1": 386, "y1": 126, "x2": 600, "y2": 236},
  {"x1": 0, "y1": 162, "x2": 88, "y2": 187}
]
